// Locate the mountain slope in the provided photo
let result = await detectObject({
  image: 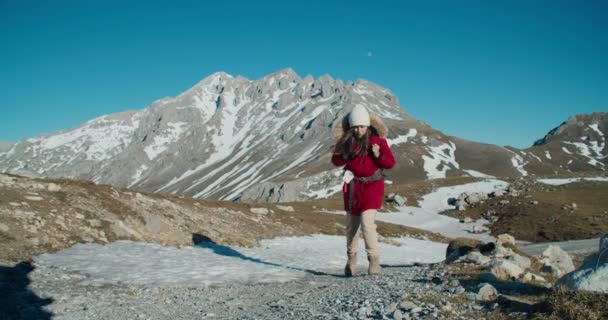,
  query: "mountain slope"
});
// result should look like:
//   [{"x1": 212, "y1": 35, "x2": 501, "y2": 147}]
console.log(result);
[{"x1": 0, "y1": 69, "x2": 605, "y2": 202}]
